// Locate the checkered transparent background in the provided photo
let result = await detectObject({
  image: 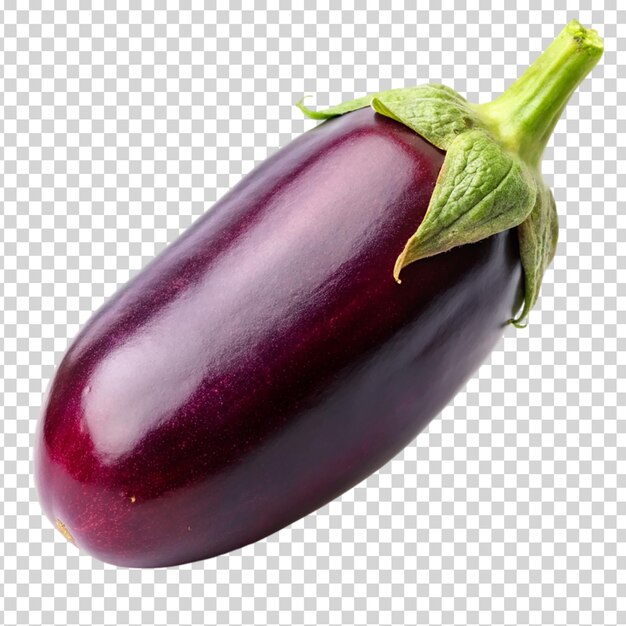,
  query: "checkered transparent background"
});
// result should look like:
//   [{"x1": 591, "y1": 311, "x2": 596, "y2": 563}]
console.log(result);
[{"x1": 1, "y1": 2, "x2": 624, "y2": 625}]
